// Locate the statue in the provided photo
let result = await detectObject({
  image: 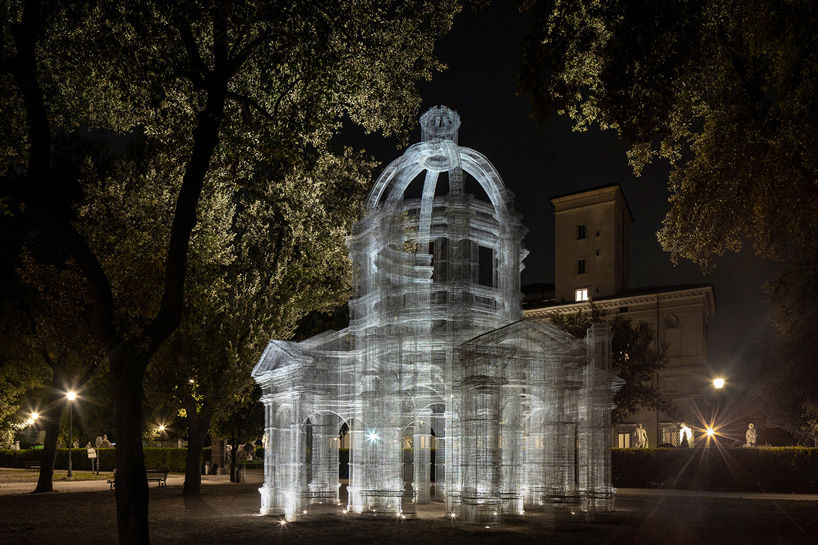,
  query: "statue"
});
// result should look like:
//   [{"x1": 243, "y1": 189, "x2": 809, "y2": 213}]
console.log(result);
[
  {"x1": 243, "y1": 442, "x2": 255, "y2": 461},
  {"x1": 633, "y1": 423, "x2": 648, "y2": 448},
  {"x1": 100, "y1": 434, "x2": 112, "y2": 448},
  {"x1": 745, "y1": 423, "x2": 757, "y2": 447}
]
